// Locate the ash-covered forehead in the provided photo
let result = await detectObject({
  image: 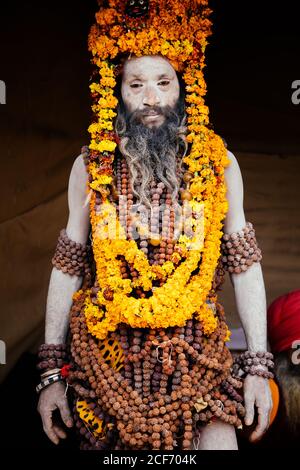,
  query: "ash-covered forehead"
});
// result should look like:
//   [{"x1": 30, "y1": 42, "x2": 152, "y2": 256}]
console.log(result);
[{"x1": 122, "y1": 55, "x2": 178, "y2": 82}]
